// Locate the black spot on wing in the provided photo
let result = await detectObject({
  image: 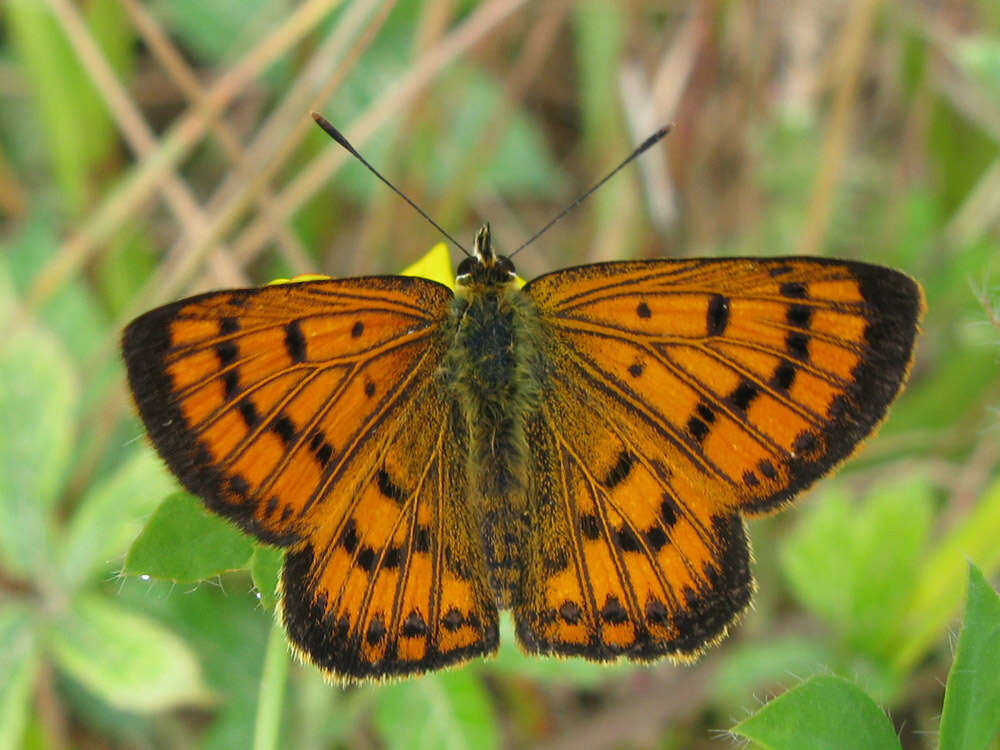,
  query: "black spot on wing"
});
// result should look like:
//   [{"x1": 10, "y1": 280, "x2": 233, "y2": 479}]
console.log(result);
[
  {"x1": 727, "y1": 380, "x2": 759, "y2": 412},
  {"x1": 402, "y1": 611, "x2": 428, "y2": 637},
  {"x1": 603, "y1": 450, "x2": 636, "y2": 488},
  {"x1": 707, "y1": 294, "x2": 730, "y2": 336},
  {"x1": 787, "y1": 303, "x2": 812, "y2": 328},
  {"x1": 780, "y1": 282, "x2": 807, "y2": 299},
  {"x1": 559, "y1": 601, "x2": 582, "y2": 624},
  {"x1": 580, "y1": 514, "x2": 601, "y2": 540},
  {"x1": 771, "y1": 360, "x2": 797, "y2": 392},
  {"x1": 216, "y1": 340, "x2": 238, "y2": 366},
  {"x1": 687, "y1": 415, "x2": 710, "y2": 443},
  {"x1": 600, "y1": 595, "x2": 628, "y2": 625},
  {"x1": 271, "y1": 414, "x2": 296, "y2": 445},
  {"x1": 786, "y1": 332, "x2": 810, "y2": 361},
  {"x1": 284, "y1": 320, "x2": 306, "y2": 362},
  {"x1": 238, "y1": 400, "x2": 259, "y2": 428}
]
